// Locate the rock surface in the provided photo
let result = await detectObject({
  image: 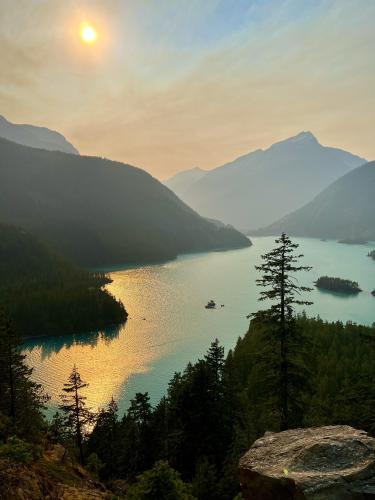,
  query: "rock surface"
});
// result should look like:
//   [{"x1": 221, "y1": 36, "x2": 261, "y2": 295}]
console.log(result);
[{"x1": 239, "y1": 425, "x2": 375, "y2": 499}]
